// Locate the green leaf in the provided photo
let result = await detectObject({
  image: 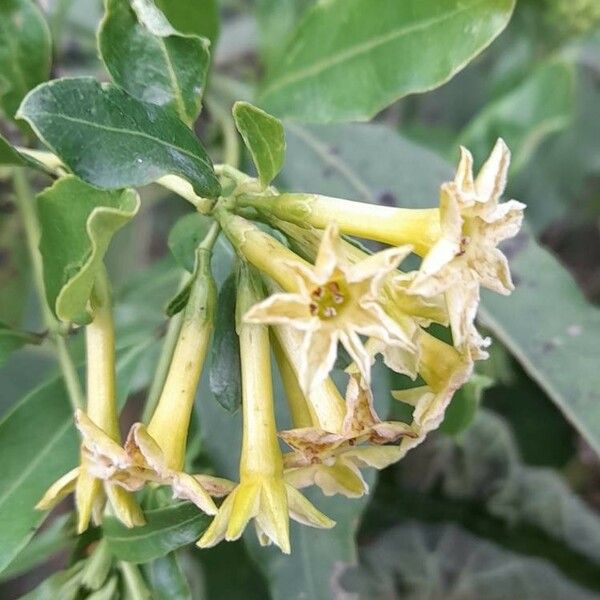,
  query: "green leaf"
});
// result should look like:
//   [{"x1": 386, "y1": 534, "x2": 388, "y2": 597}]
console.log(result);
[
  {"x1": 17, "y1": 78, "x2": 221, "y2": 198},
  {"x1": 37, "y1": 176, "x2": 140, "y2": 324},
  {"x1": 394, "y1": 410, "x2": 600, "y2": 589},
  {"x1": 337, "y1": 521, "x2": 599, "y2": 599},
  {"x1": 439, "y1": 373, "x2": 493, "y2": 436},
  {"x1": 99, "y1": 0, "x2": 210, "y2": 126},
  {"x1": 154, "y1": 0, "x2": 219, "y2": 43},
  {"x1": 209, "y1": 273, "x2": 241, "y2": 413},
  {"x1": 478, "y1": 228, "x2": 600, "y2": 455},
  {"x1": 168, "y1": 213, "x2": 214, "y2": 273},
  {"x1": 0, "y1": 133, "x2": 26, "y2": 166},
  {"x1": 459, "y1": 60, "x2": 576, "y2": 173},
  {"x1": 104, "y1": 502, "x2": 210, "y2": 563},
  {"x1": 259, "y1": 0, "x2": 516, "y2": 122},
  {"x1": 0, "y1": 376, "x2": 78, "y2": 574},
  {"x1": 0, "y1": 321, "x2": 44, "y2": 367},
  {"x1": 233, "y1": 101, "x2": 285, "y2": 187},
  {"x1": 281, "y1": 121, "x2": 600, "y2": 454},
  {"x1": 0, "y1": 514, "x2": 74, "y2": 582},
  {"x1": 143, "y1": 553, "x2": 191, "y2": 600},
  {"x1": 0, "y1": 0, "x2": 51, "y2": 120},
  {"x1": 19, "y1": 561, "x2": 85, "y2": 600},
  {"x1": 256, "y1": 0, "x2": 313, "y2": 70}
]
